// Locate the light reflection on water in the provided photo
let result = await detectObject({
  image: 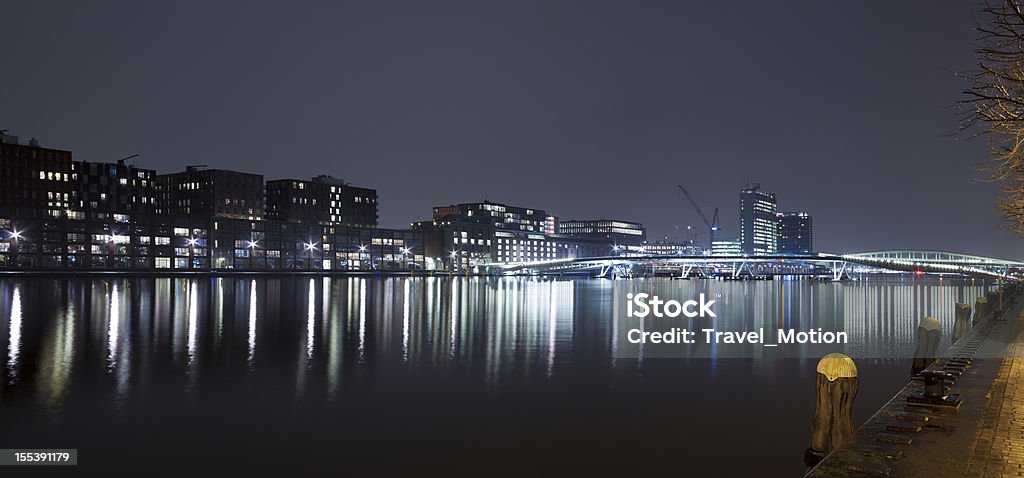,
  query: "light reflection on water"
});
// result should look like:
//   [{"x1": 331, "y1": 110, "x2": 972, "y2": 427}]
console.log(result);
[
  {"x1": 5, "y1": 286, "x2": 20, "y2": 385},
  {"x1": 0, "y1": 275, "x2": 998, "y2": 475},
  {"x1": 0, "y1": 276, "x2": 994, "y2": 400},
  {"x1": 611, "y1": 276, "x2": 993, "y2": 360},
  {"x1": 247, "y1": 279, "x2": 257, "y2": 369}
]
